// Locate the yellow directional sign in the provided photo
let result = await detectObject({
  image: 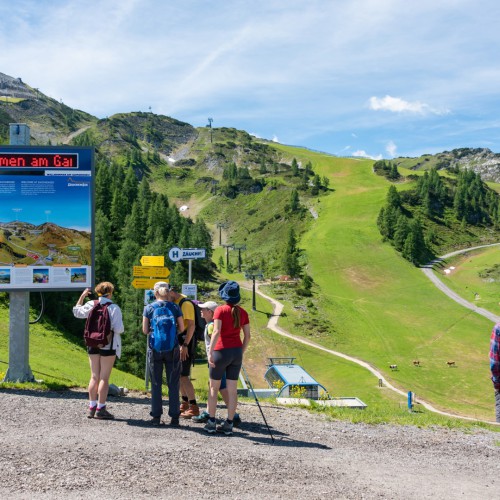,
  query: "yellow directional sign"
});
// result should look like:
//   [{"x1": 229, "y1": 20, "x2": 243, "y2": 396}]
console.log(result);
[
  {"x1": 140, "y1": 255, "x2": 164, "y2": 267},
  {"x1": 133, "y1": 266, "x2": 170, "y2": 278},
  {"x1": 132, "y1": 278, "x2": 166, "y2": 289}
]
